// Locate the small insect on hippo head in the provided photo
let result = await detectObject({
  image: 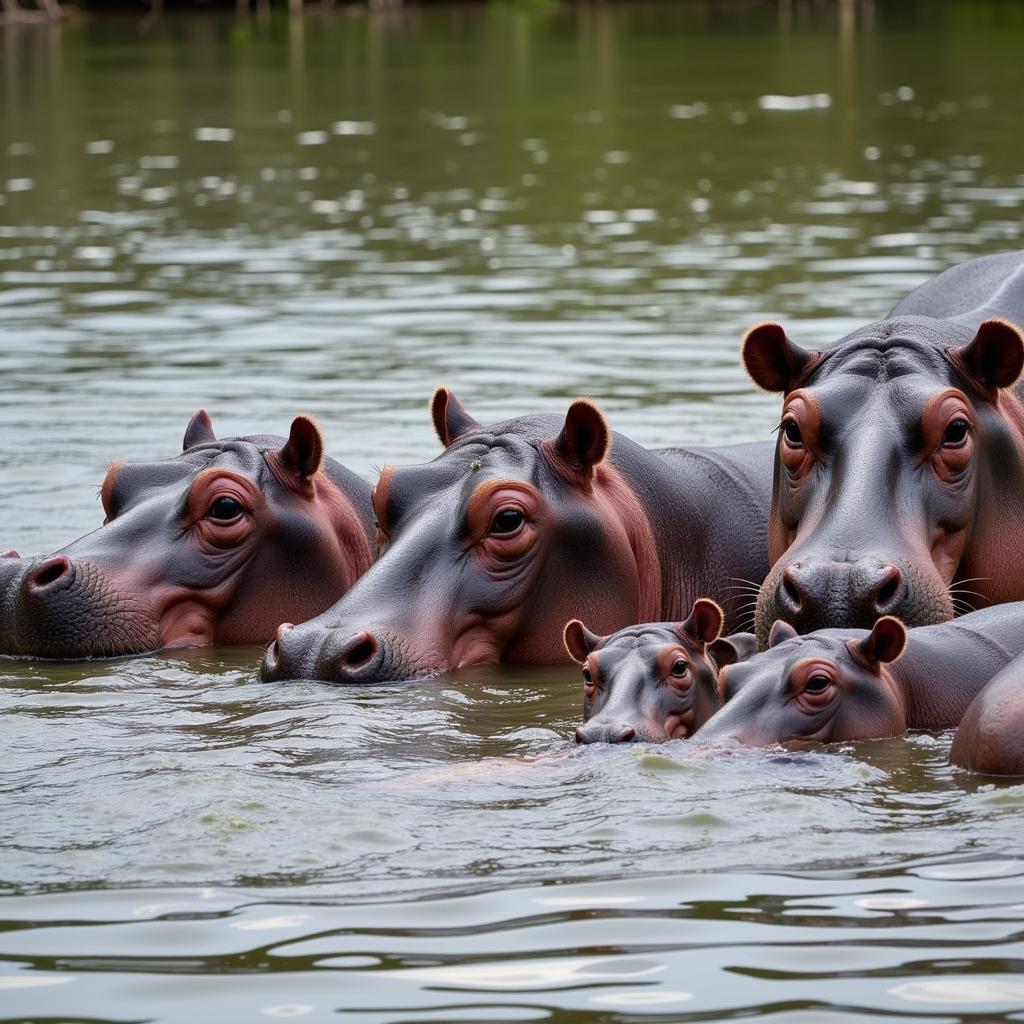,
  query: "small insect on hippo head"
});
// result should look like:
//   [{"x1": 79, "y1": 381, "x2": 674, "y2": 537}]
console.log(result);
[
  {"x1": 261, "y1": 388, "x2": 664, "y2": 683},
  {"x1": 565, "y1": 599, "x2": 756, "y2": 744},
  {"x1": 743, "y1": 315, "x2": 1024, "y2": 644},
  {"x1": 693, "y1": 616, "x2": 909, "y2": 747},
  {"x1": 0, "y1": 412, "x2": 374, "y2": 659}
]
